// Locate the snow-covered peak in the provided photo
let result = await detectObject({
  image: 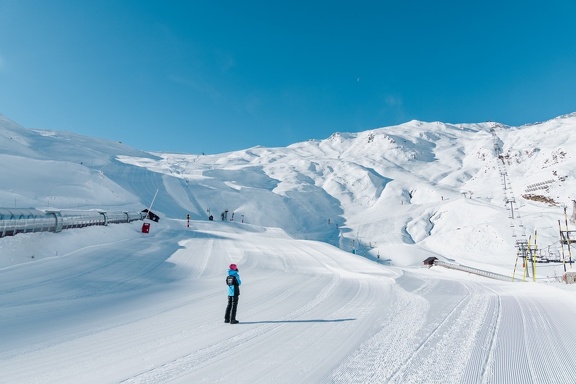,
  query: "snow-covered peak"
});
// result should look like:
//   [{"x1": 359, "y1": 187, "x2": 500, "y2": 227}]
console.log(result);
[{"x1": 1, "y1": 112, "x2": 575, "y2": 270}]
